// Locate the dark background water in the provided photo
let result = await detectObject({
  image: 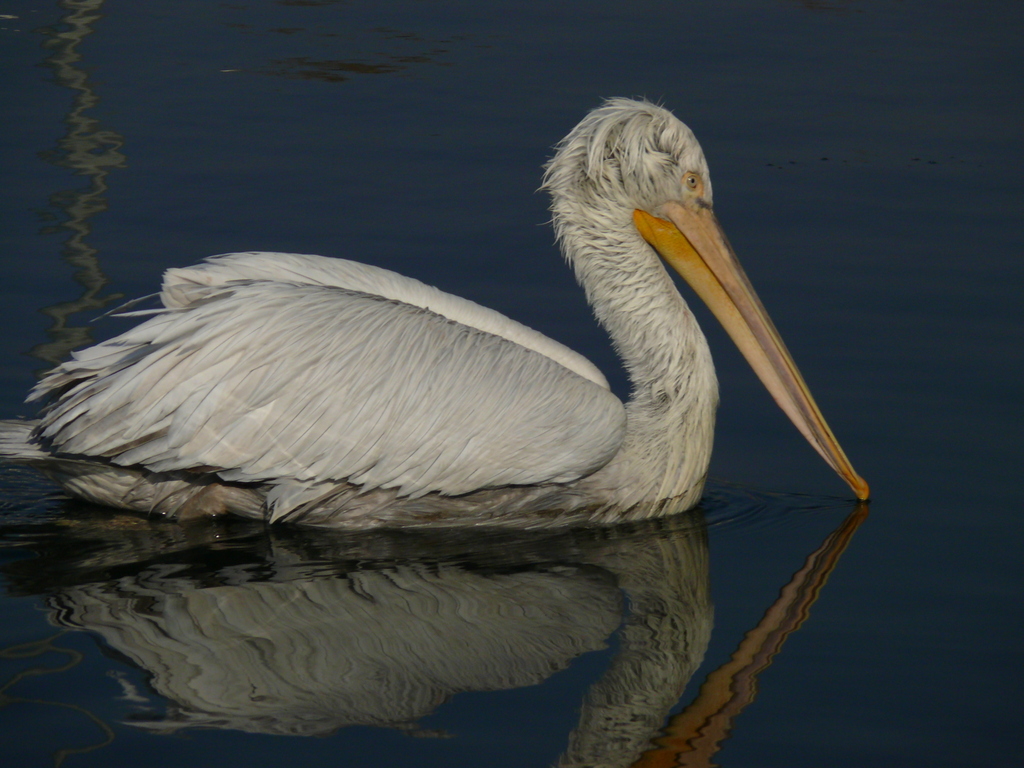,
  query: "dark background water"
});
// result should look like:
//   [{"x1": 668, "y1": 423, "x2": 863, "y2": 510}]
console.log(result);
[{"x1": 1, "y1": 1, "x2": 1021, "y2": 766}]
